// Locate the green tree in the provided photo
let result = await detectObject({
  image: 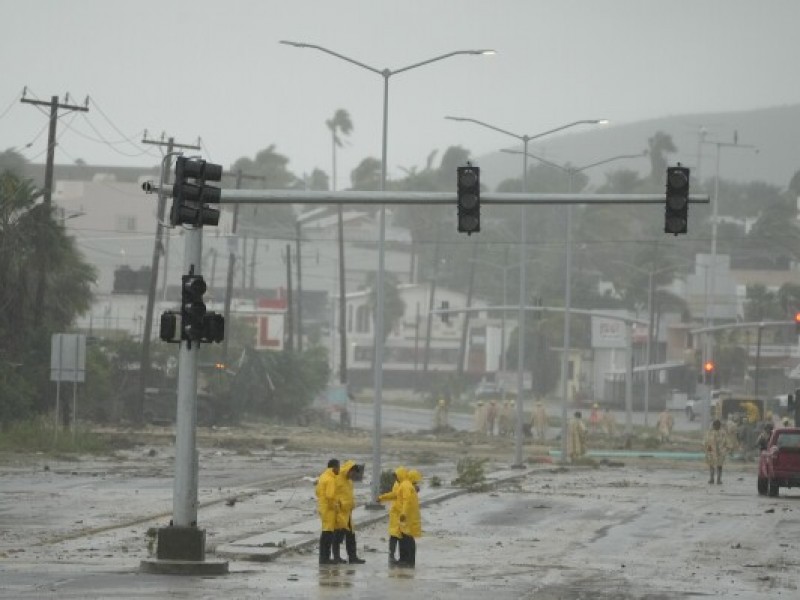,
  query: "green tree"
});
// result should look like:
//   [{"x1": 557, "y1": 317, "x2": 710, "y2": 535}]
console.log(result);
[
  {"x1": 364, "y1": 271, "x2": 406, "y2": 345},
  {"x1": 230, "y1": 145, "x2": 299, "y2": 237},
  {"x1": 326, "y1": 109, "x2": 353, "y2": 192},
  {"x1": 350, "y1": 157, "x2": 381, "y2": 191},
  {"x1": 0, "y1": 171, "x2": 95, "y2": 422},
  {"x1": 647, "y1": 131, "x2": 677, "y2": 185}
]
